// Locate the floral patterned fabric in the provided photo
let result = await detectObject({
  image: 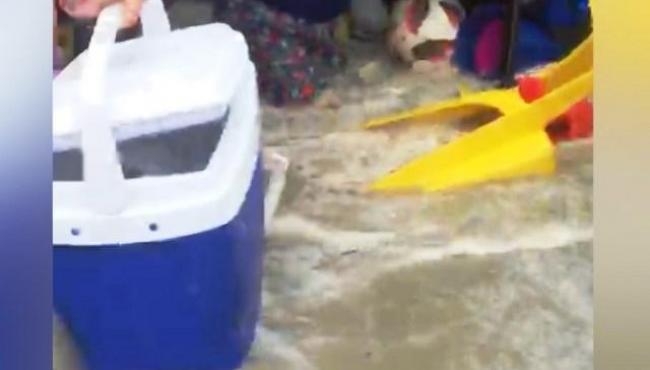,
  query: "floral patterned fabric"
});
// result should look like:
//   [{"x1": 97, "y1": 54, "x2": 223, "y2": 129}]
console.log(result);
[{"x1": 215, "y1": 0, "x2": 346, "y2": 106}]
